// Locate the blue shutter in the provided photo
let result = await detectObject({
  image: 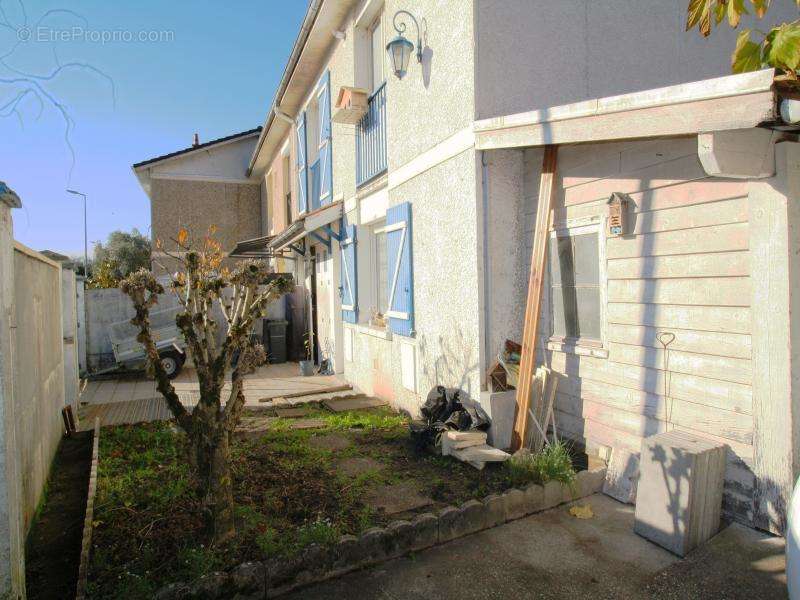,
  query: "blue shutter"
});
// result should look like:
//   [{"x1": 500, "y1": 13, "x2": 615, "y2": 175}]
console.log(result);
[
  {"x1": 340, "y1": 223, "x2": 358, "y2": 323},
  {"x1": 296, "y1": 111, "x2": 308, "y2": 215},
  {"x1": 386, "y1": 202, "x2": 413, "y2": 336},
  {"x1": 317, "y1": 71, "x2": 333, "y2": 205}
]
